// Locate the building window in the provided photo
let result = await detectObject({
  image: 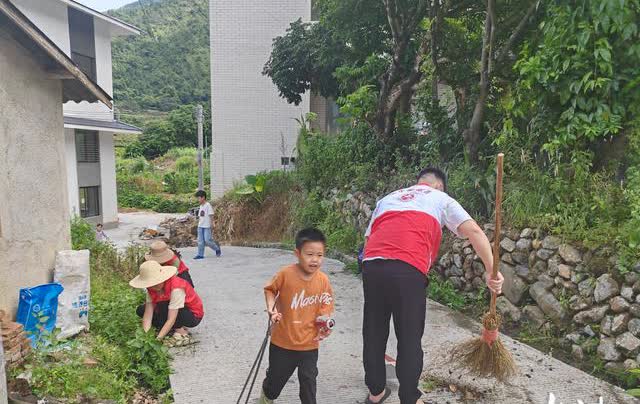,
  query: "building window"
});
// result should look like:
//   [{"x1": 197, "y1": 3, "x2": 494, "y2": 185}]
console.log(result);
[
  {"x1": 79, "y1": 186, "x2": 100, "y2": 218},
  {"x1": 68, "y1": 7, "x2": 97, "y2": 81},
  {"x1": 75, "y1": 130, "x2": 100, "y2": 163}
]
